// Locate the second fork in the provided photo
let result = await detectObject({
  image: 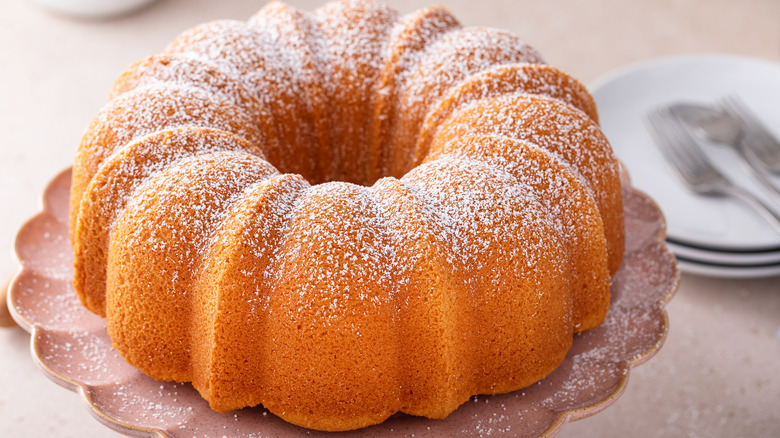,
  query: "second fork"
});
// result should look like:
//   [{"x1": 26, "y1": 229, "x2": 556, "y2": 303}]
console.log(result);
[{"x1": 646, "y1": 107, "x2": 780, "y2": 234}]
